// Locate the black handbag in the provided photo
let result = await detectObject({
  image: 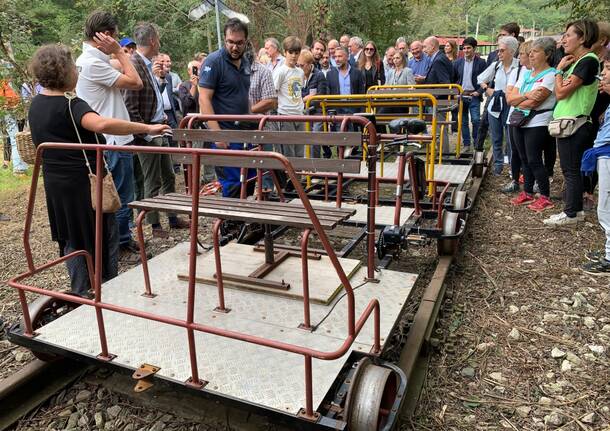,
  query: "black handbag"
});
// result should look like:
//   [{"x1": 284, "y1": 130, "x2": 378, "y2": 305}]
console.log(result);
[{"x1": 508, "y1": 108, "x2": 553, "y2": 128}]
